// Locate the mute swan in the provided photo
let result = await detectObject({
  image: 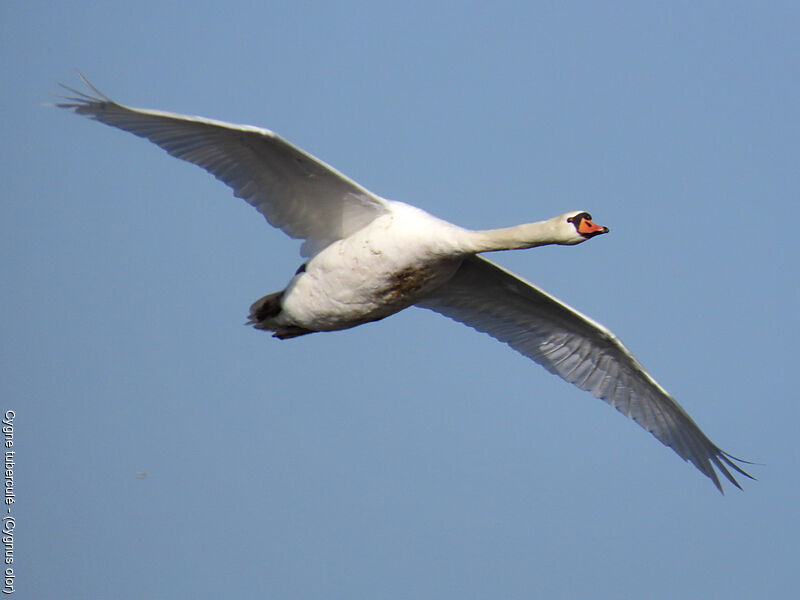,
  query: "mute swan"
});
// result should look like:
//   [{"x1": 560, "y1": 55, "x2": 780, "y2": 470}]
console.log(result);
[{"x1": 58, "y1": 77, "x2": 752, "y2": 492}]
